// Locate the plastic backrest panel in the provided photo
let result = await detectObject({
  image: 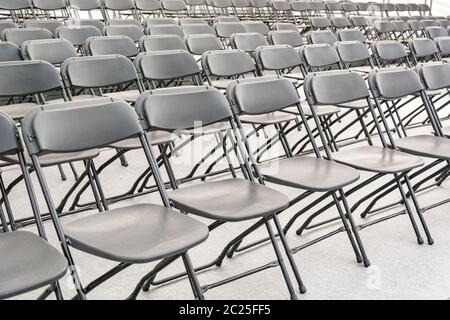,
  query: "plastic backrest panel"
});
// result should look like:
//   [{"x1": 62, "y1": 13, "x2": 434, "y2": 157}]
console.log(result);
[
  {"x1": 69, "y1": 0, "x2": 102, "y2": 10},
  {"x1": 33, "y1": 0, "x2": 66, "y2": 10},
  {"x1": 22, "y1": 99, "x2": 142, "y2": 155},
  {"x1": 351, "y1": 16, "x2": 368, "y2": 27},
  {"x1": 61, "y1": 55, "x2": 138, "y2": 88},
  {"x1": 23, "y1": 39, "x2": 77, "y2": 65},
  {"x1": 146, "y1": 17, "x2": 177, "y2": 26},
  {"x1": 0, "y1": 42, "x2": 22, "y2": 62},
  {"x1": 214, "y1": 22, "x2": 246, "y2": 38},
  {"x1": 4, "y1": 28, "x2": 53, "y2": 46},
  {"x1": 185, "y1": 34, "x2": 223, "y2": 55},
  {"x1": 181, "y1": 24, "x2": 214, "y2": 35},
  {"x1": 162, "y1": 0, "x2": 187, "y2": 11},
  {"x1": 0, "y1": 60, "x2": 61, "y2": 96},
  {"x1": 368, "y1": 68, "x2": 424, "y2": 99},
  {"x1": 231, "y1": 32, "x2": 268, "y2": 52},
  {"x1": 135, "y1": 86, "x2": 232, "y2": 131},
  {"x1": 335, "y1": 41, "x2": 370, "y2": 63},
  {"x1": 147, "y1": 25, "x2": 184, "y2": 38},
  {"x1": 301, "y1": 44, "x2": 340, "y2": 67},
  {"x1": 410, "y1": 38, "x2": 438, "y2": 57},
  {"x1": 140, "y1": 35, "x2": 187, "y2": 51},
  {"x1": 135, "y1": 0, "x2": 162, "y2": 10},
  {"x1": 0, "y1": 0, "x2": 32, "y2": 10},
  {"x1": 332, "y1": 17, "x2": 351, "y2": 28},
  {"x1": 202, "y1": 49, "x2": 255, "y2": 77},
  {"x1": 135, "y1": 50, "x2": 199, "y2": 80},
  {"x1": 309, "y1": 30, "x2": 338, "y2": 46},
  {"x1": 374, "y1": 41, "x2": 407, "y2": 61},
  {"x1": 242, "y1": 22, "x2": 269, "y2": 35},
  {"x1": 56, "y1": 26, "x2": 102, "y2": 46},
  {"x1": 337, "y1": 29, "x2": 365, "y2": 42},
  {"x1": 255, "y1": 45, "x2": 302, "y2": 70},
  {"x1": 268, "y1": 30, "x2": 303, "y2": 47},
  {"x1": 436, "y1": 37, "x2": 450, "y2": 55},
  {"x1": 104, "y1": 25, "x2": 144, "y2": 42},
  {"x1": 87, "y1": 36, "x2": 139, "y2": 57},
  {"x1": 229, "y1": 76, "x2": 299, "y2": 115},
  {"x1": 310, "y1": 17, "x2": 331, "y2": 29},
  {"x1": 304, "y1": 70, "x2": 369, "y2": 105},
  {"x1": 426, "y1": 26, "x2": 448, "y2": 39},
  {"x1": 273, "y1": 23, "x2": 298, "y2": 32},
  {"x1": 0, "y1": 112, "x2": 19, "y2": 155},
  {"x1": 417, "y1": 62, "x2": 450, "y2": 91},
  {"x1": 24, "y1": 20, "x2": 63, "y2": 34},
  {"x1": 104, "y1": 0, "x2": 135, "y2": 10}
]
